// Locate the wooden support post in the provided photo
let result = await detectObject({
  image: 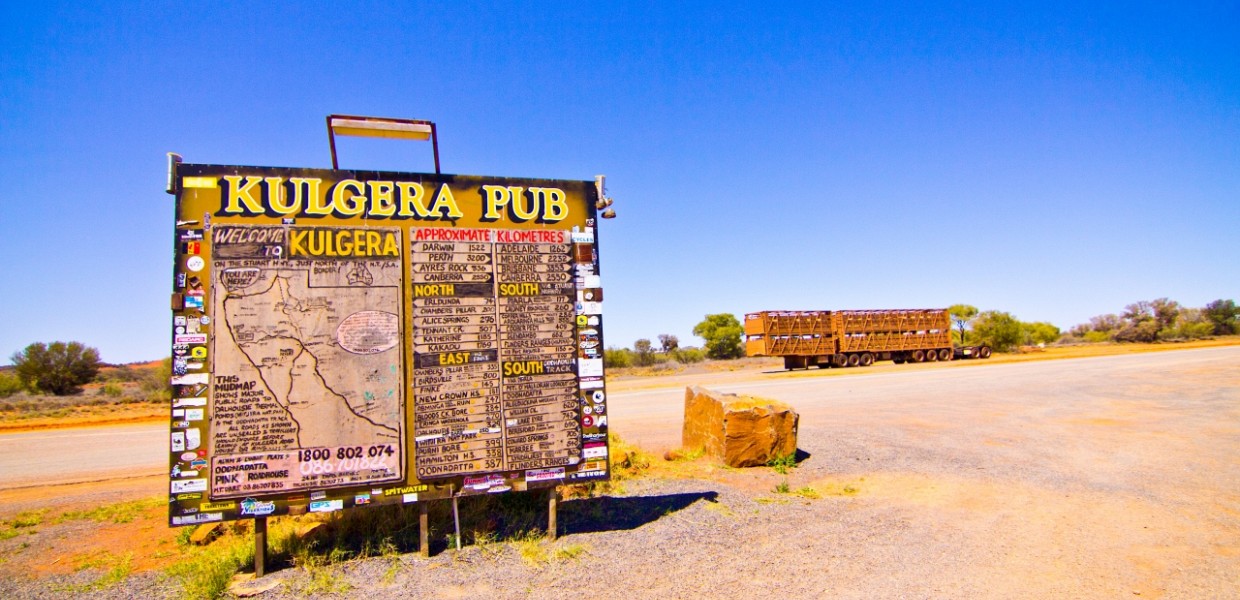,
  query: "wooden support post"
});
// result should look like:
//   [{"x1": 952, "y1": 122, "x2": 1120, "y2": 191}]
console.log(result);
[
  {"x1": 547, "y1": 487, "x2": 558, "y2": 541},
  {"x1": 254, "y1": 517, "x2": 267, "y2": 577},
  {"x1": 419, "y1": 501, "x2": 430, "y2": 558}
]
